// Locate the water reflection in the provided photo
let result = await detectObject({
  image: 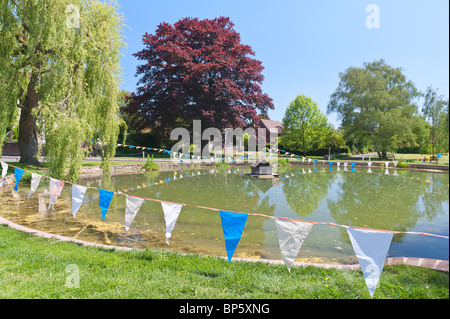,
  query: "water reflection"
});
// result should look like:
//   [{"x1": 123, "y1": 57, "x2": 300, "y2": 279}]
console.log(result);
[{"x1": 0, "y1": 166, "x2": 448, "y2": 264}]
